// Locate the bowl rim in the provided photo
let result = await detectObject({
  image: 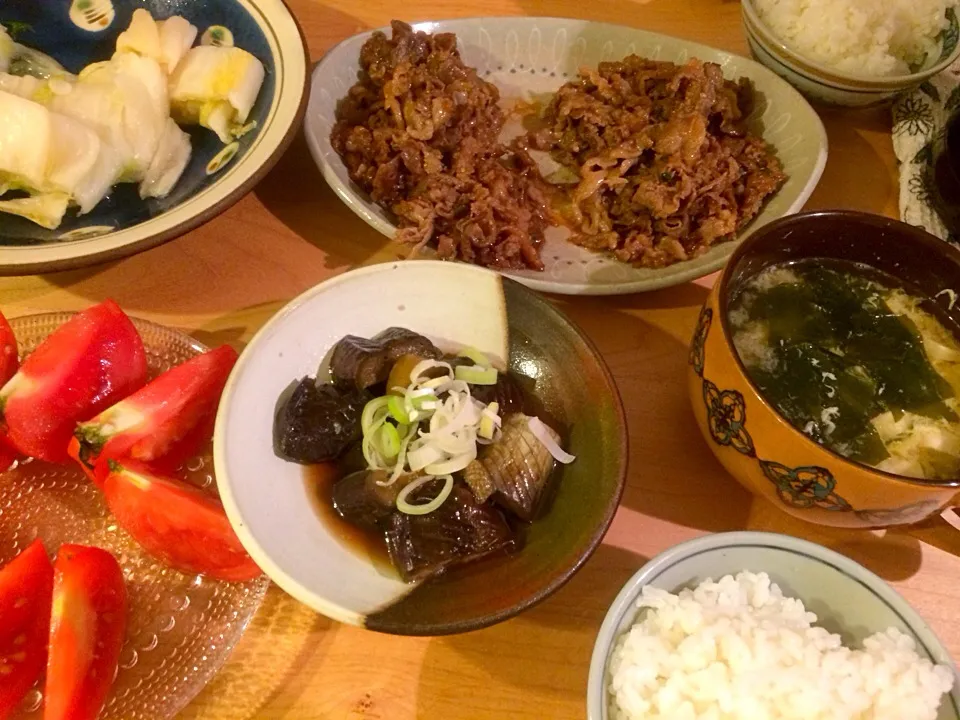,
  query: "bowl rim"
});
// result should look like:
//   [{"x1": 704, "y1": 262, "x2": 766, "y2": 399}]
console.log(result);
[
  {"x1": 586, "y1": 530, "x2": 960, "y2": 720},
  {"x1": 741, "y1": 0, "x2": 960, "y2": 88},
  {"x1": 0, "y1": 0, "x2": 311, "y2": 276},
  {"x1": 214, "y1": 259, "x2": 630, "y2": 635},
  {"x1": 716, "y1": 209, "x2": 960, "y2": 489}
]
